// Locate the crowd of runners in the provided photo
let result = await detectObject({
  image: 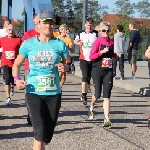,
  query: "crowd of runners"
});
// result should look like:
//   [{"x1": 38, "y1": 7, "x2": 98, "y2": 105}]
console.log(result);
[{"x1": 0, "y1": 10, "x2": 149, "y2": 150}]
